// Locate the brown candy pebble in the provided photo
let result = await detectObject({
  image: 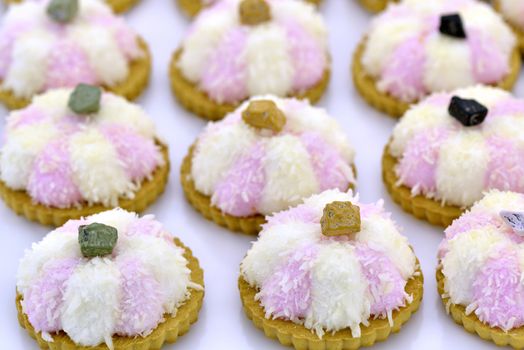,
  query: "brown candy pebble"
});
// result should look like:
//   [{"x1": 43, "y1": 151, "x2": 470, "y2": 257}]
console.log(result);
[
  {"x1": 239, "y1": 0, "x2": 271, "y2": 26},
  {"x1": 321, "y1": 201, "x2": 361, "y2": 237},
  {"x1": 242, "y1": 100, "x2": 286, "y2": 132}
]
